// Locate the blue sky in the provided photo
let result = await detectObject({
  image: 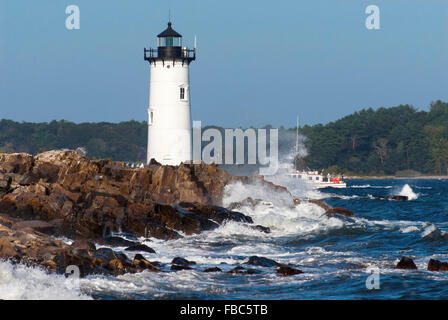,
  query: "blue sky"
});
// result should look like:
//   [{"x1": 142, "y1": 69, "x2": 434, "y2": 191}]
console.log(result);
[{"x1": 0, "y1": 0, "x2": 447, "y2": 128}]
